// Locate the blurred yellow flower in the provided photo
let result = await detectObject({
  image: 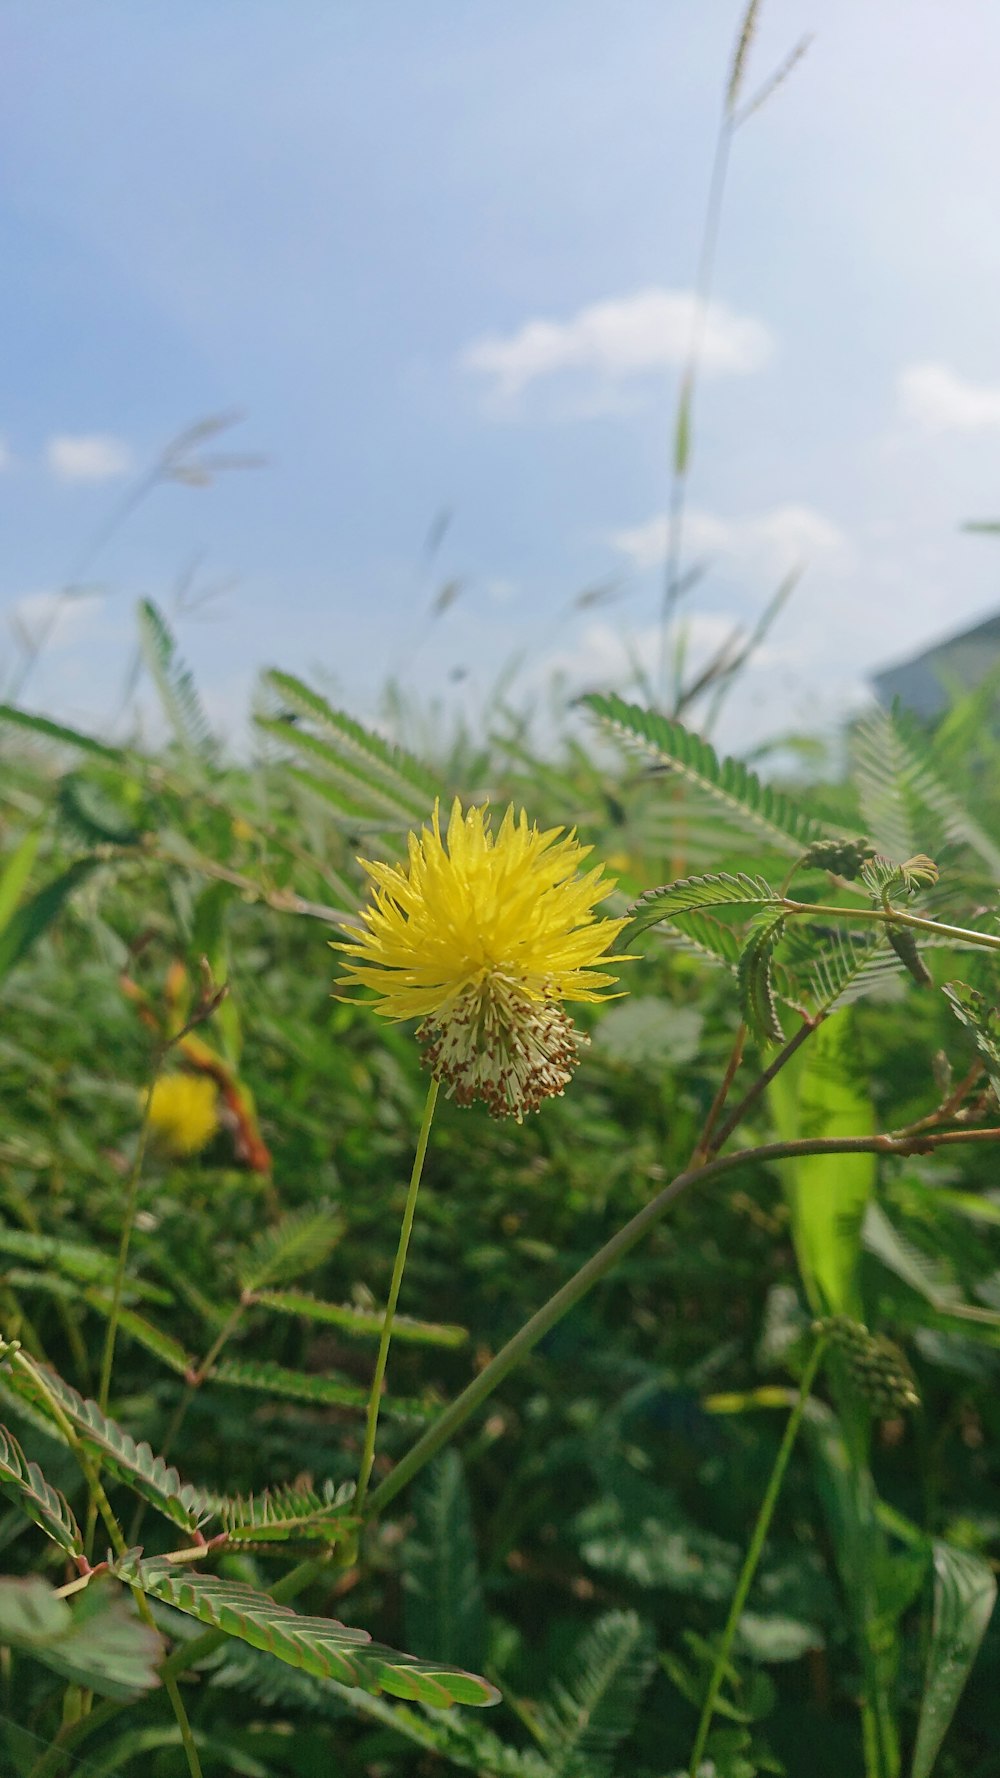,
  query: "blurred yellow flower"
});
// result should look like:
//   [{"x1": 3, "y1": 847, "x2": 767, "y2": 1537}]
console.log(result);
[
  {"x1": 145, "y1": 1073, "x2": 220, "y2": 1157},
  {"x1": 336, "y1": 798, "x2": 629, "y2": 1119}
]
